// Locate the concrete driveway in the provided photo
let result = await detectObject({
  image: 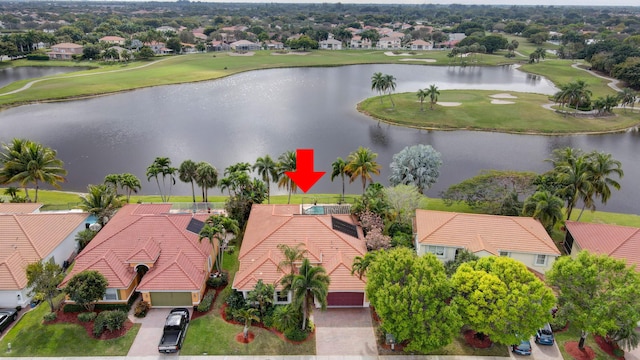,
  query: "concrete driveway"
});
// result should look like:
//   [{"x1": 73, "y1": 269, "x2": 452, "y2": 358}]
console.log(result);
[
  {"x1": 313, "y1": 307, "x2": 378, "y2": 356},
  {"x1": 509, "y1": 338, "x2": 563, "y2": 360},
  {"x1": 127, "y1": 308, "x2": 178, "y2": 356}
]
